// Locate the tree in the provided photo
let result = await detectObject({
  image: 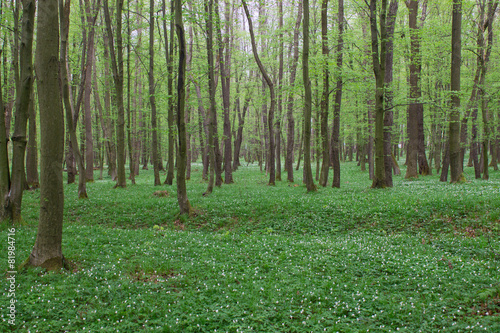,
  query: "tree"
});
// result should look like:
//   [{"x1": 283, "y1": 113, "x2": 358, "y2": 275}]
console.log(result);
[
  {"x1": 175, "y1": 0, "x2": 192, "y2": 215},
  {"x1": 302, "y1": 0, "x2": 316, "y2": 192},
  {"x1": 104, "y1": 0, "x2": 126, "y2": 188},
  {"x1": 164, "y1": 0, "x2": 175, "y2": 185},
  {"x1": 285, "y1": 0, "x2": 302, "y2": 183},
  {"x1": 405, "y1": 0, "x2": 429, "y2": 179},
  {"x1": 28, "y1": 0, "x2": 66, "y2": 270},
  {"x1": 368, "y1": 0, "x2": 387, "y2": 188},
  {"x1": 60, "y1": 0, "x2": 88, "y2": 199},
  {"x1": 449, "y1": 0, "x2": 462, "y2": 183},
  {"x1": 318, "y1": 0, "x2": 330, "y2": 187},
  {"x1": 242, "y1": 0, "x2": 276, "y2": 186},
  {"x1": 331, "y1": 0, "x2": 344, "y2": 188},
  {"x1": 8, "y1": 0, "x2": 35, "y2": 222},
  {"x1": 150, "y1": 0, "x2": 161, "y2": 186},
  {"x1": 0, "y1": 49, "x2": 10, "y2": 222}
]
